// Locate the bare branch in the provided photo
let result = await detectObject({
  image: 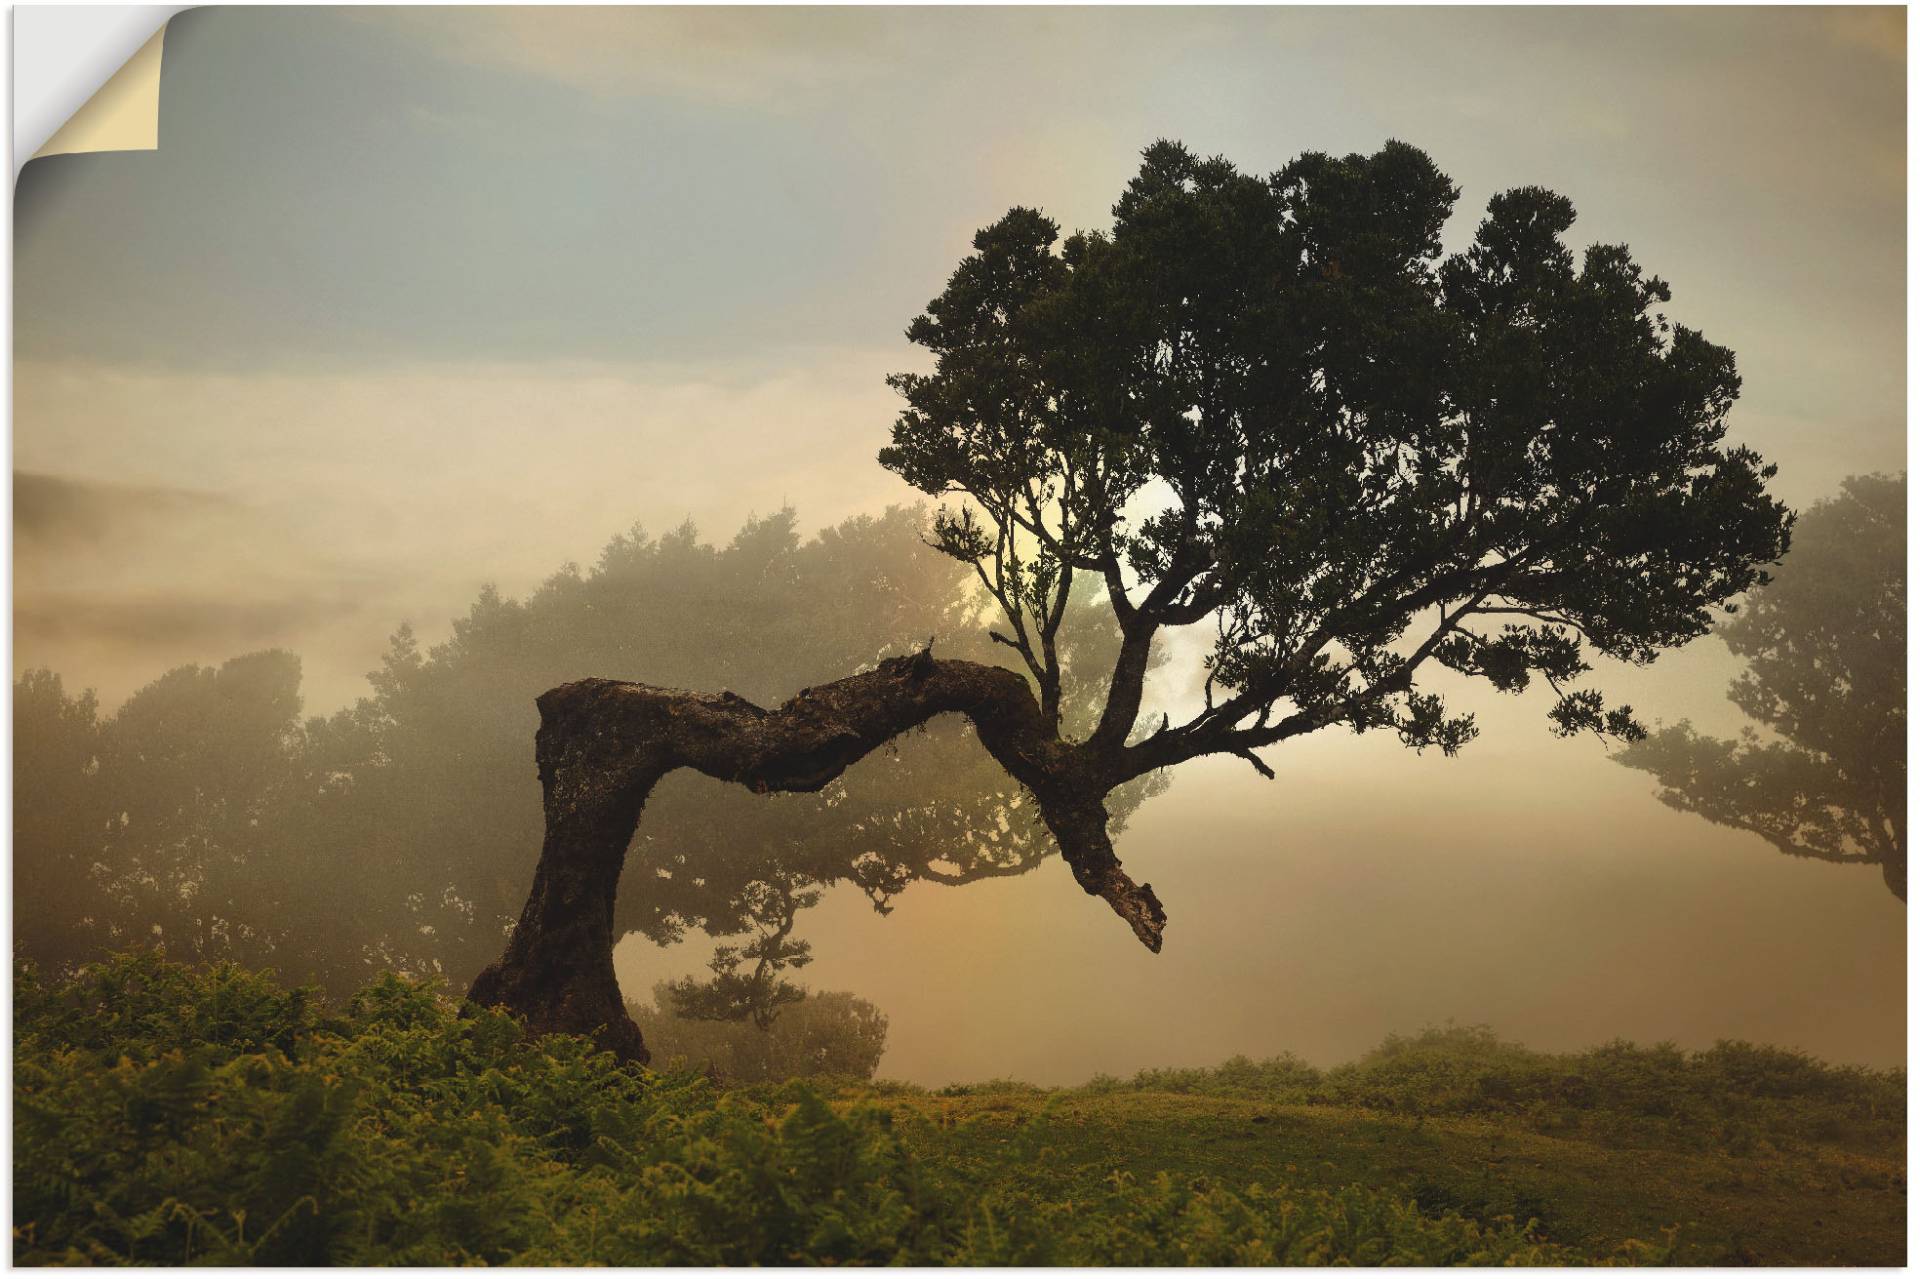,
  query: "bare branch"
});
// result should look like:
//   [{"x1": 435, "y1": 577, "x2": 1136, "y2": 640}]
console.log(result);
[{"x1": 1232, "y1": 747, "x2": 1276, "y2": 781}]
